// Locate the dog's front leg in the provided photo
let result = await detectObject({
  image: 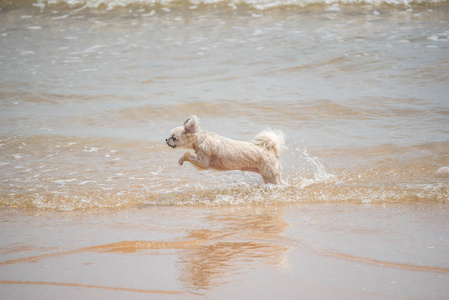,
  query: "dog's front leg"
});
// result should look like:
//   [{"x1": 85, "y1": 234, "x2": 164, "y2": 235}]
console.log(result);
[{"x1": 179, "y1": 152, "x2": 210, "y2": 170}]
